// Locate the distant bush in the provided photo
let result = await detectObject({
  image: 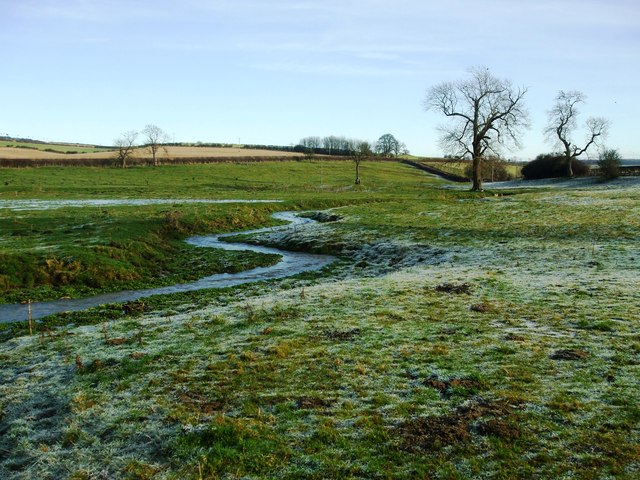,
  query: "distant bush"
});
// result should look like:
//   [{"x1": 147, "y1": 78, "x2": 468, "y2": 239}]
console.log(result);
[
  {"x1": 597, "y1": 148, "x2": 621, "y2": 180},
  {"x1": 464, "y1": 158, "x2": 512, "y2": 182},
  {"x1": 521, "y1": 154, "x2": 589, "y2": 179}
]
